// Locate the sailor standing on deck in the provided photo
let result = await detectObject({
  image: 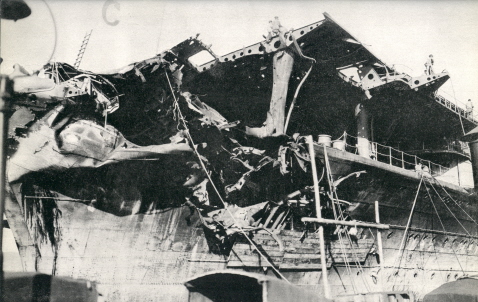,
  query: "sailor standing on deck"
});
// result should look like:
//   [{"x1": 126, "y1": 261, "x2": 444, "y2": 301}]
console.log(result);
[
  {"x1": 466, "y1": 99, "x2": 474, "y2": 118},
  {"x1": 271, "y1": 16, "x2": 282, "y2": 36},
  {"x1": 265, "y1": 17, "x2": 288, "y2": 45},
  {"x1": 425, "y1": 54, "x2": 434, "y2": 75},
  {"x1": 265, "y1": 20, "x2": 274, "y2": 42}
]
